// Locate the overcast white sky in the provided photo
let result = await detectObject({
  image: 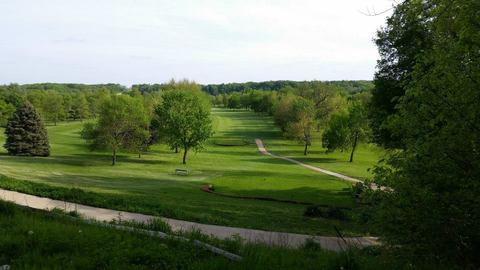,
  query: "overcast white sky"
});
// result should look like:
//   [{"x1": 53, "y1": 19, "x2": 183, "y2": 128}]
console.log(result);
[{"x1": 0, "y1": 0, "x2": 393, "y2": 86}]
